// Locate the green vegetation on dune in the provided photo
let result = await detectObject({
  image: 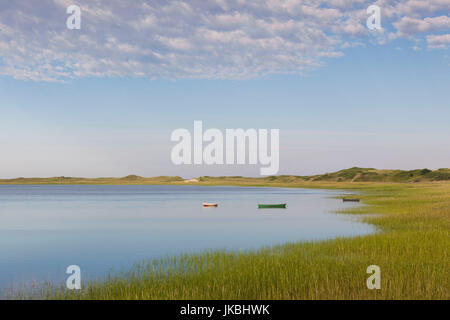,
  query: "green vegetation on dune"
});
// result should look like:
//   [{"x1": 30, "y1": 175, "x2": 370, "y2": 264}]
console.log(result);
[
  {"x1": 21, "y1": 181, "x2": 449, "y2": 300},
  {"x1": 0, "y1": 175, "x2": 184, "y2": 185},
  {"x1": 1, "y1": 167, "x2": 450, "y2": 185},
  {"x1": 198, "y1": 167, "x2": 450, "y2": 184}
]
